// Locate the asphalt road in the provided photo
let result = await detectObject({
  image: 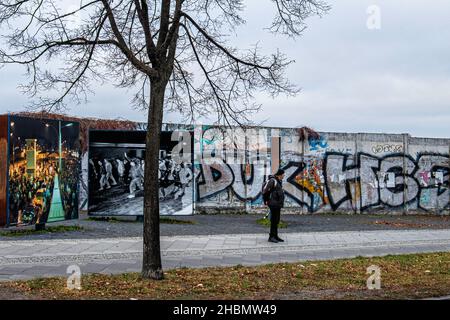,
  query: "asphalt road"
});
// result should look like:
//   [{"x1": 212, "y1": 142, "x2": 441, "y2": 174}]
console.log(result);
[{"x1": 1, "y1": 212, "x2": 449, "y2": 240}]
